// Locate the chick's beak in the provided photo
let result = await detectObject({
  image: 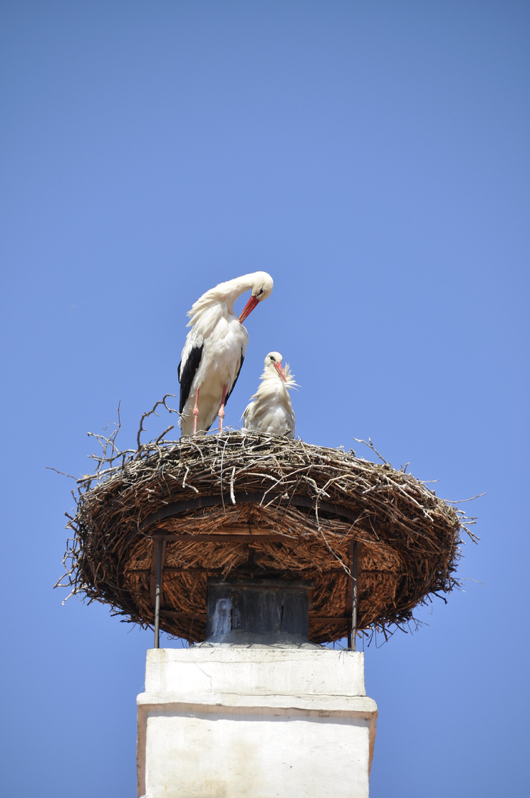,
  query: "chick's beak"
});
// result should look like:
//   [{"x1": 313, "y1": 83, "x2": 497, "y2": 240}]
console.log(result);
[
  {"x1": 238, "y1": 295, "x2": 260, "y2": 323},
  {"x1": 274, "y1": 361, "x2": 287, "y2": 382}
]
